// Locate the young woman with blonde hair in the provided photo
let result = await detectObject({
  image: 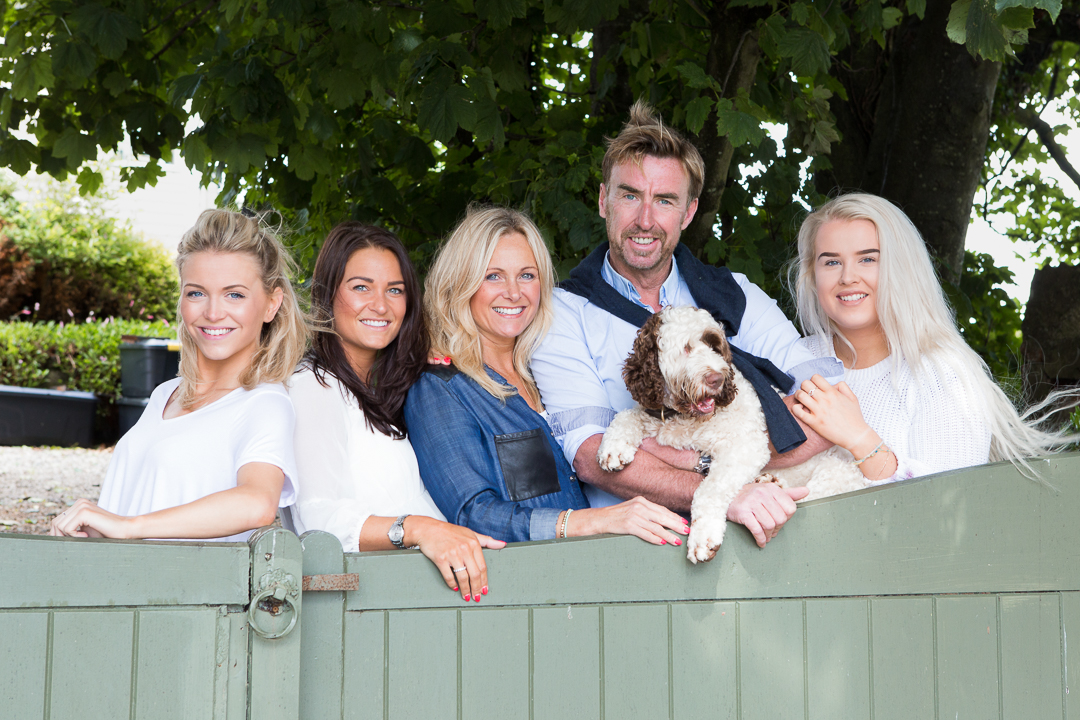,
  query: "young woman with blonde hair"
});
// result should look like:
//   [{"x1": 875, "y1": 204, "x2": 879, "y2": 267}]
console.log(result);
[
  {"x1": 51, "y1": 209, "x2": 308, "y2": 540},
  {"x1": 406, "y1": 205, "x2": 689, "y2": 545},
  {"x1": 789, "y1": 192, "x2": 1075, "y2": 482}
]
